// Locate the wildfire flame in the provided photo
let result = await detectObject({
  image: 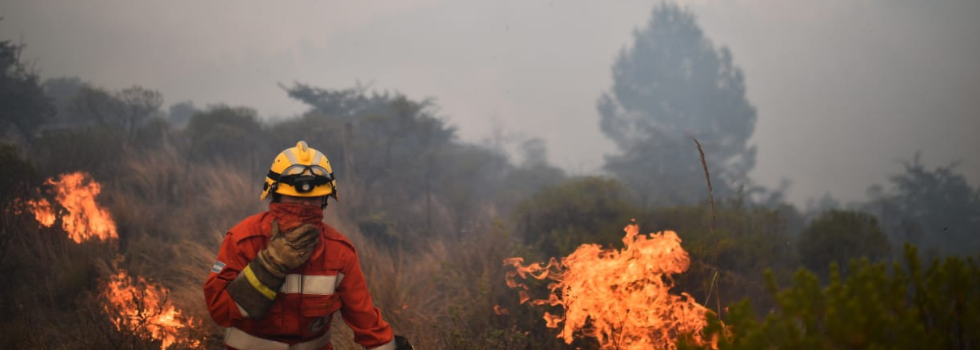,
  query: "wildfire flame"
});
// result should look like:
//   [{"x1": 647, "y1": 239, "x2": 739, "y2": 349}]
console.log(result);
[
  {"x1": 505, "y1": 223, "x2": 713, "y2": 350},
  {"x1": 493, "y1": 305, "x2": 510, "y2": 315},
  {"x1": 102, "y1": 270, "x2": 200, "y2": 350},
  {"x1": 25, "y1": 172, "x2": 198, "y2": 349},
  {"x1": 26, "y1": 172, "x2": 118, "y2": 243},
  {"x1": 25, "y1": 197, "x2": 56, "y2": 227}
]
